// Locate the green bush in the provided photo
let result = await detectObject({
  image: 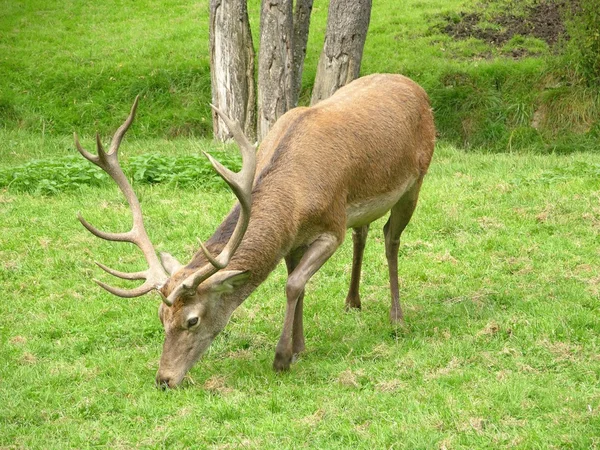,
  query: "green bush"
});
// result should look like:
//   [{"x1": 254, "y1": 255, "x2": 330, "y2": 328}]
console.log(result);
[
  {"x1": 567, "y1": 0, "x2": 600, "y2": 84},
  {"x1": 0, "y1": 152, "x2": 241, "y2": 195}
]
